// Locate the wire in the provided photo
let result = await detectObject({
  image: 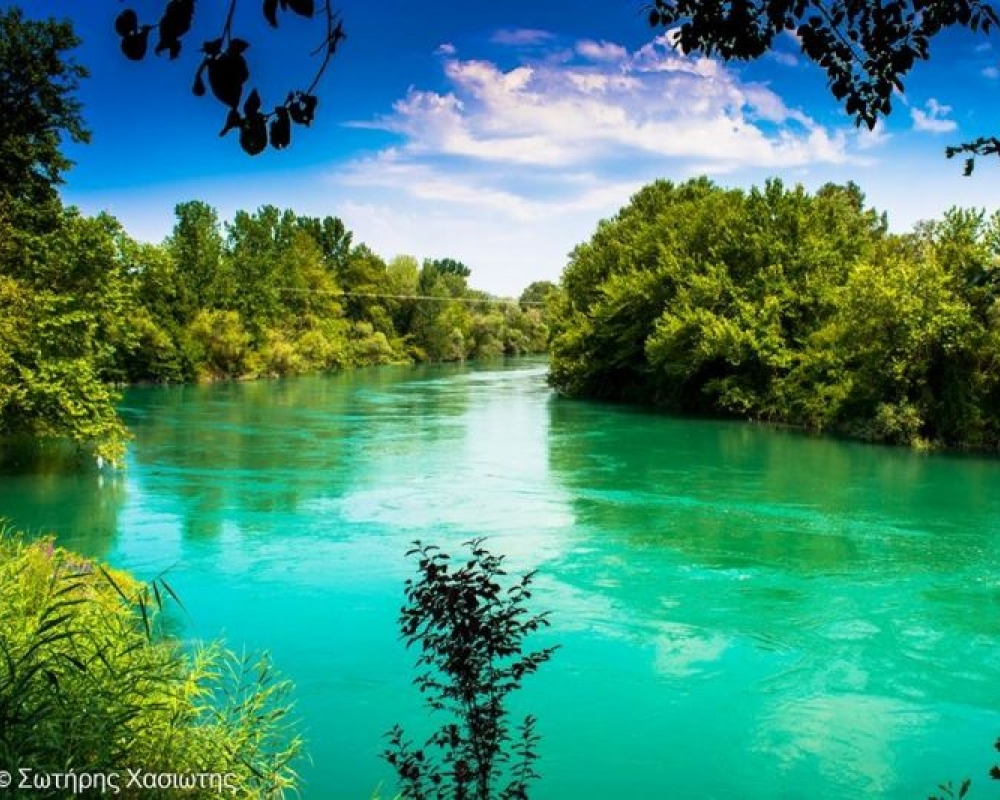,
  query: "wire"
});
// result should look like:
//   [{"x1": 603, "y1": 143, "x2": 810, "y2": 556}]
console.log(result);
[{"x1": 272, "y1": 287, "x2": 546, "y2": 307}]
